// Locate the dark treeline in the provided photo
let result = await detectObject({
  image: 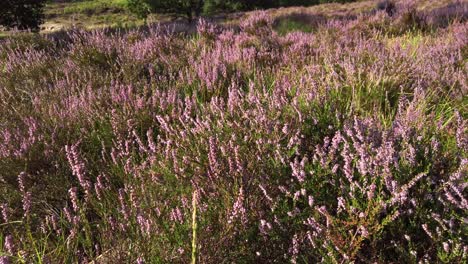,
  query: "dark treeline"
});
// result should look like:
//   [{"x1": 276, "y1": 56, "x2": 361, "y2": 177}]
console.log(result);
[
  {"x1": 0, "y1": 0, "x2": 357, "y2": 30},
  {"x1": 207, "y1": 0, "x2": 356, "y2": 10},
  {"x1": 0, "y1": 0, "x2": 46, "y2": 30},
  {"x1": 128, "y1": 0, "x2": 357, "y2": 21}
]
